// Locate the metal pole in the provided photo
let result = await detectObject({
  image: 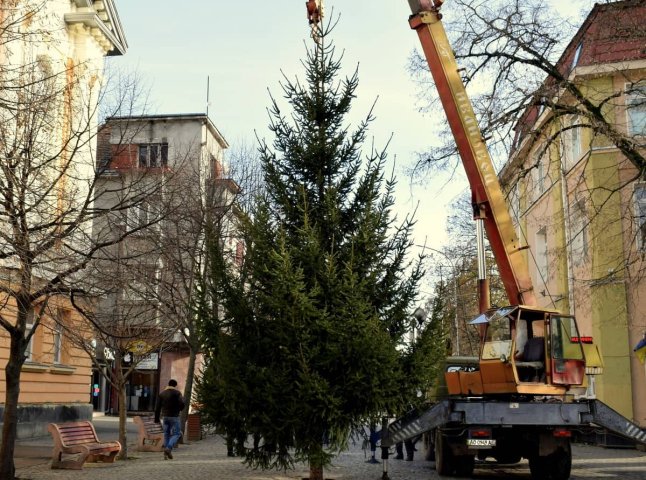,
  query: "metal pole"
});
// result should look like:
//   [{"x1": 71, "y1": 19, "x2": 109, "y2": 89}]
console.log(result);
[
  {"x1": 381, "y1": 416, "x2": 390, "y2": 480},
  {"x1": 453, "y1": 270, "x2": 459, "y2": 355},
  {"x1": 476, "y1": 219, "x2": 490, "y2": 314}
]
